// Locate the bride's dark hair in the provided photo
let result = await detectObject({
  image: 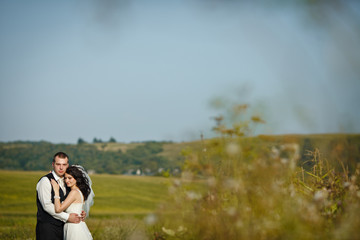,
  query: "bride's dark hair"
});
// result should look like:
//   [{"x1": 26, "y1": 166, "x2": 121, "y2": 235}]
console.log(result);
[{"x1": 66, "y1": 166, "x2": 91, "y2": 201}]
